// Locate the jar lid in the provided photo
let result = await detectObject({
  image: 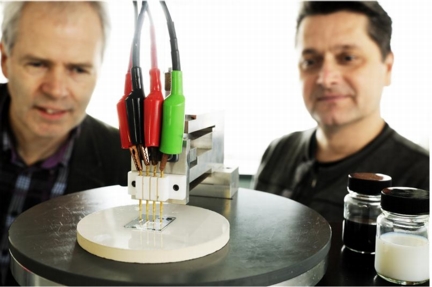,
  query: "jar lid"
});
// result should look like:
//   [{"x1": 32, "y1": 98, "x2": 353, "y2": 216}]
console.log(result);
[
  {"x1": 381, "y1": 187, "x2": 429, "y2": 215},
  {"x1": 348, "y1": 173, "x2": 392, "y2": 195}
]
